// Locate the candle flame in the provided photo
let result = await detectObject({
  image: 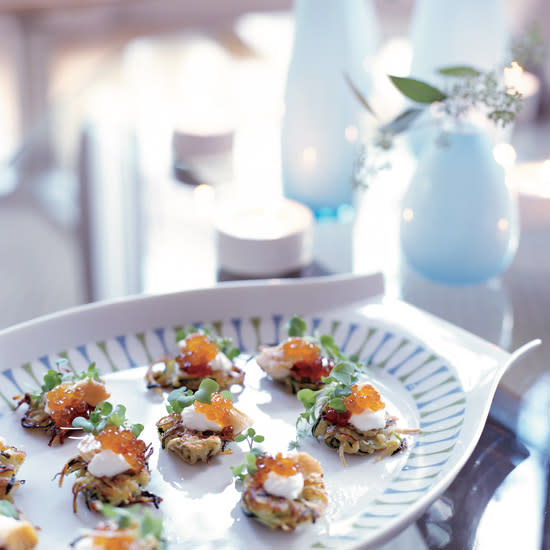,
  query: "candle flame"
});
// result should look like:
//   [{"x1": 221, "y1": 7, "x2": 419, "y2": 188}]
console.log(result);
[
  {"x1": 504, "y1": 61, "x2": 524, "y2": 93},
  {"x1": 402, "y1": 208, "x2": 414, "y2": 222},
  {"x1": 493, "y1": 143, "x2": 516, "y2": 168},
  {"x1": 302, "y1": 146, "x2": 318, "y2": 168},
  {"x1": 345, "y1": 125, "x2": 358, "y2": 143}
]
